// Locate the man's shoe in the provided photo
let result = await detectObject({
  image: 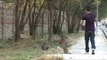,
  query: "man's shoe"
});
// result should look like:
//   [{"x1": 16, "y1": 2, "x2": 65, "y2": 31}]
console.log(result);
[{"x1": 92, "y1": 50, "x2": 95, "y2": 55}]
